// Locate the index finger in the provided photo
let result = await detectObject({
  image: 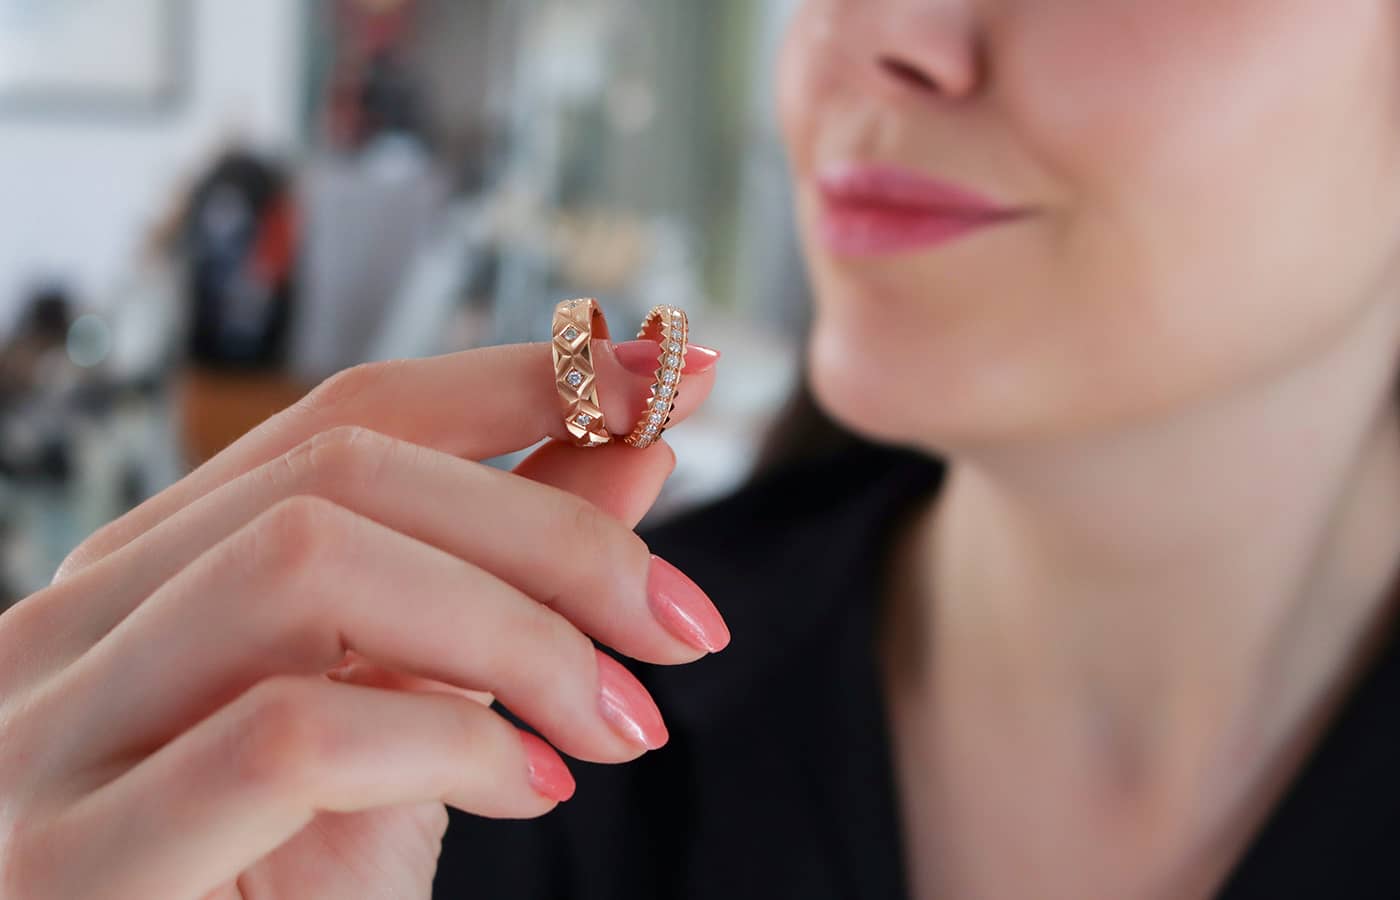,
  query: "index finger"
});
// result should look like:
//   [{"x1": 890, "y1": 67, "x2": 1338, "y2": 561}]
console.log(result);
[{"x1": 55, "y1": 337, "x2": 720, "y2": 581}]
